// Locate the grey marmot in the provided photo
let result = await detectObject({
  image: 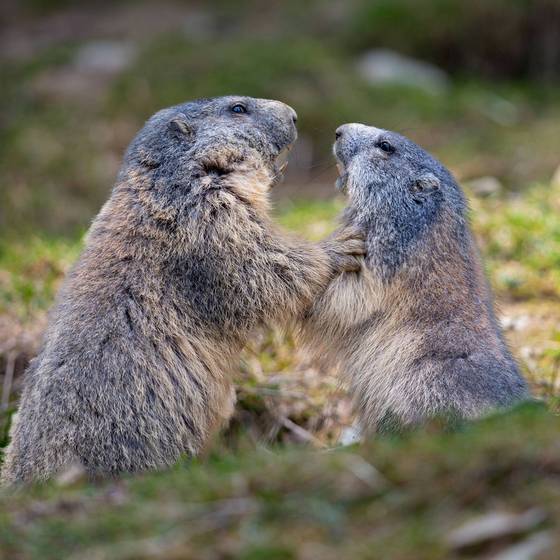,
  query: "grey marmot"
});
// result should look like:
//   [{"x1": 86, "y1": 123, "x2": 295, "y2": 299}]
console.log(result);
[
  {"x1": 1, "y1": 97, "x2": 364, "y2": 484},
  {"x1": 300, "y1": 123, "x2": 529, "y2": 434}
]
